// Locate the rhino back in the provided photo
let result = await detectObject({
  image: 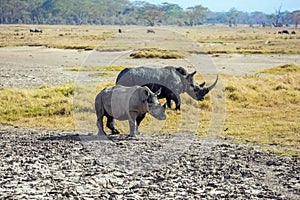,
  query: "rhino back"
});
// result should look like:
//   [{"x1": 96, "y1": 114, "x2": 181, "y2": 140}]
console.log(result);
[
  {"x1": 116, "y1": 67, "x2": 183, "y2": 94},
  {"x1": 106, "y1": 85, "x2": 146, "y2": 120},
  {"x1": 116, "y1": 67, "x2": 131, "y2": 83}
]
